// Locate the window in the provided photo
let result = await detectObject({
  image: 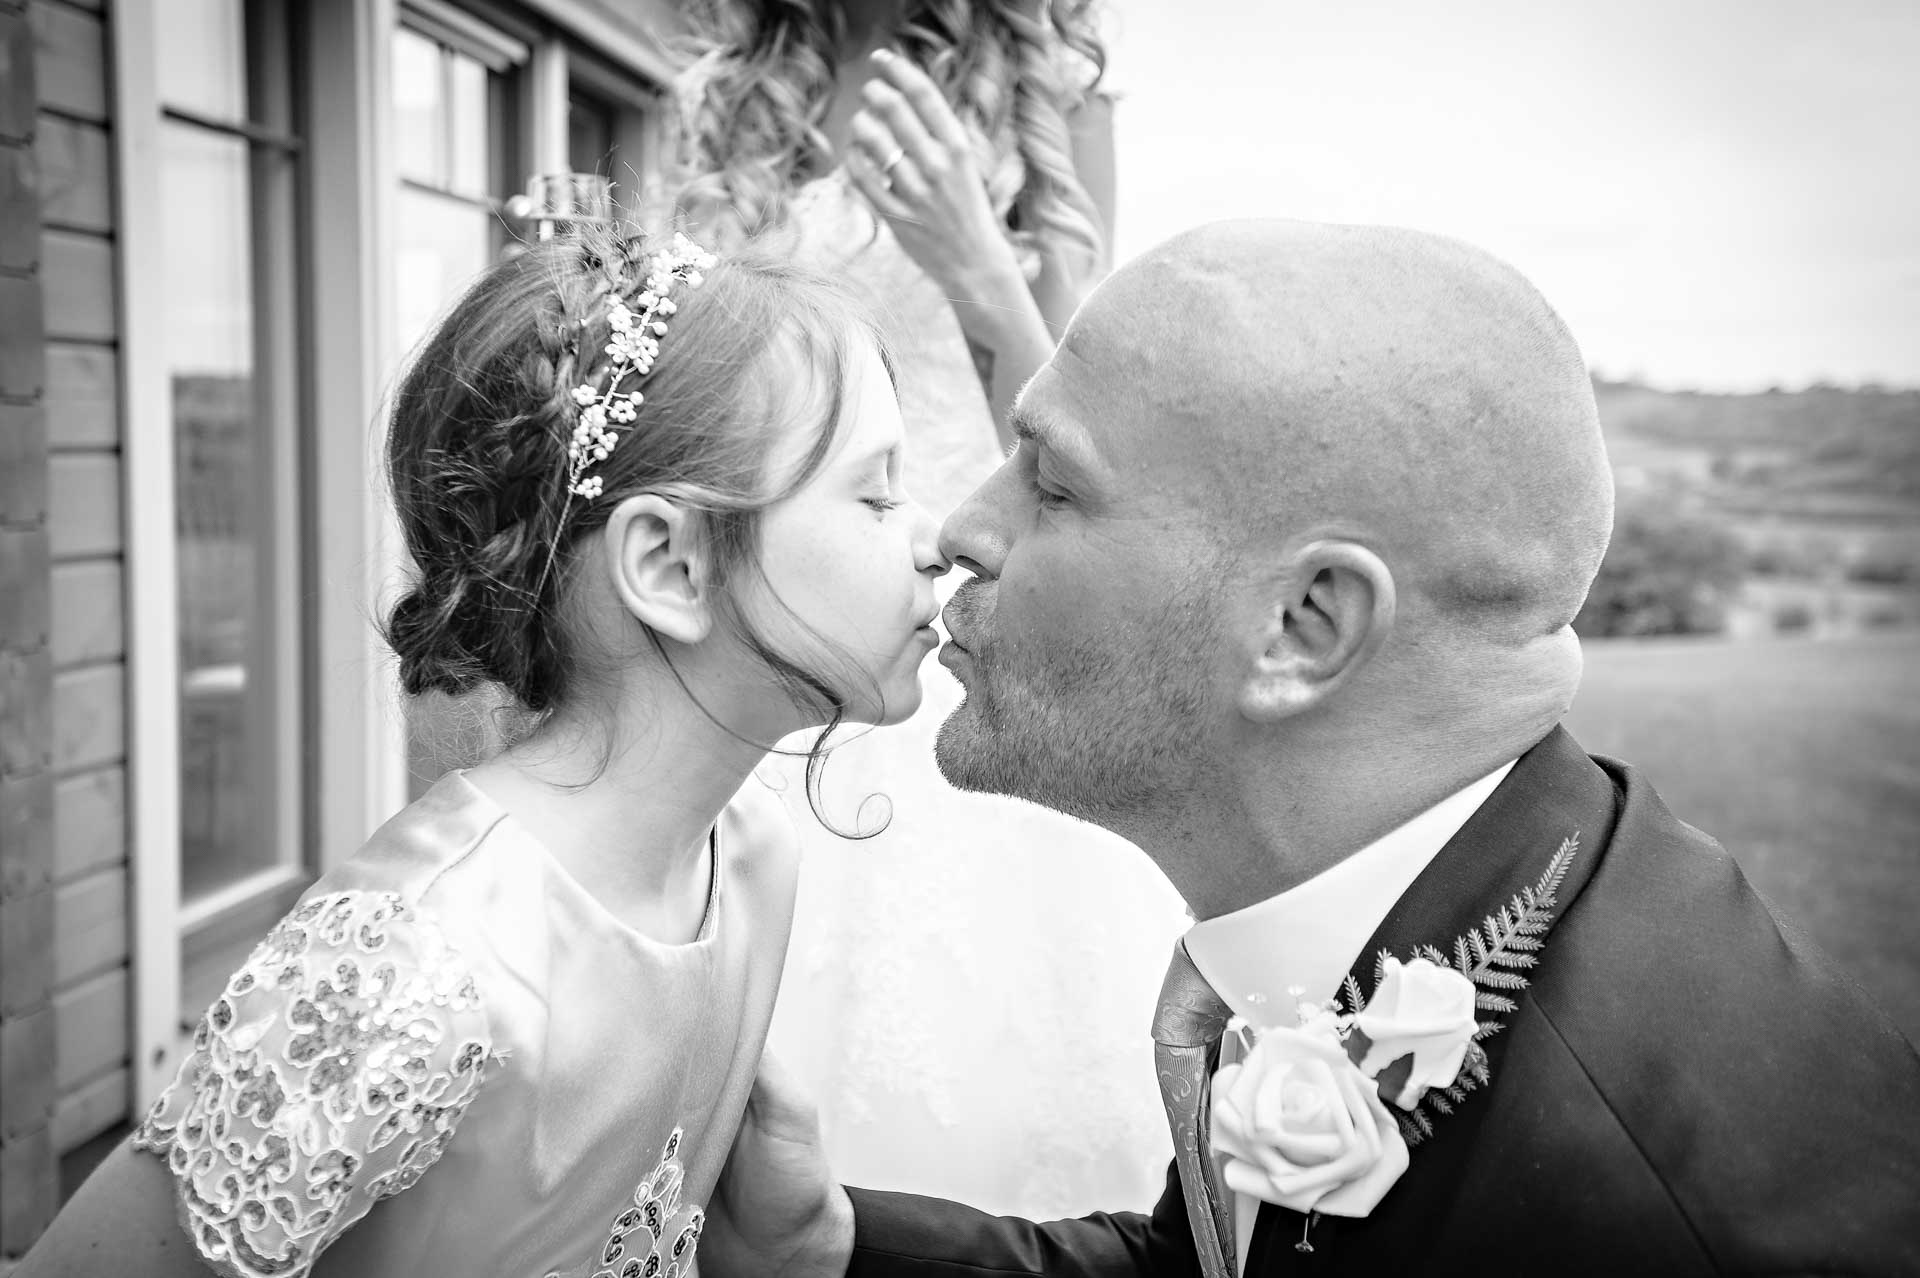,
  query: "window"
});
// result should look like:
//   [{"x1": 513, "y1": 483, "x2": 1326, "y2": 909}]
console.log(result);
[
  {"x1": 391, "y1": 13, "x2": 526, "y2": 789},
  {"x1": 568, "y1": 87, "x2": 617, "y2": 179},
  {"x1": 154, "y1": 0, "x2": 309, "y2": 1010},
  {"x1": 392, "y1": 22, "x2": 517, "y2": 353}
]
